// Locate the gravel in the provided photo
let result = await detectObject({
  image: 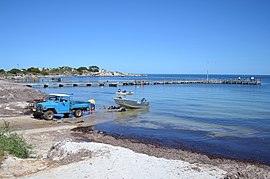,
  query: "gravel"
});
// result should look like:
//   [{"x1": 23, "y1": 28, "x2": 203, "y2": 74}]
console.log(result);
[{"x1": 0, "y1": 79, "x2": 45, "y2": 117}]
